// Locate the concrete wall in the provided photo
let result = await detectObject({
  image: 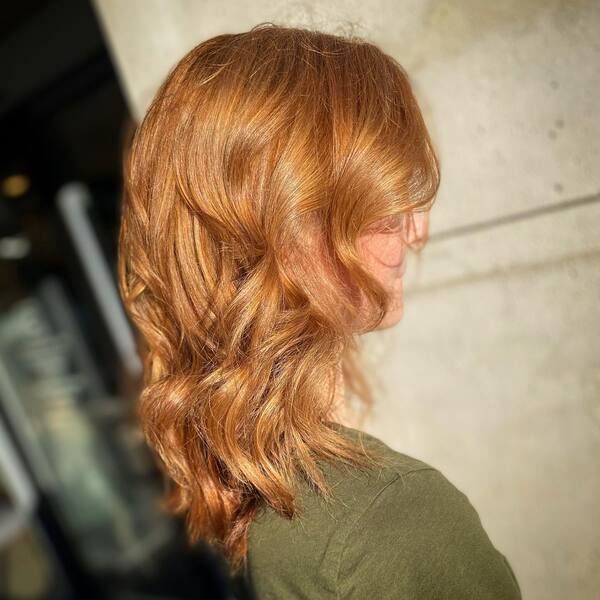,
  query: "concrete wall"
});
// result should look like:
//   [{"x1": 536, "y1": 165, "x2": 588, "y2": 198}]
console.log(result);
[{"x1": 93, "y1": 1, "x2": 600, "y2": 598}]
